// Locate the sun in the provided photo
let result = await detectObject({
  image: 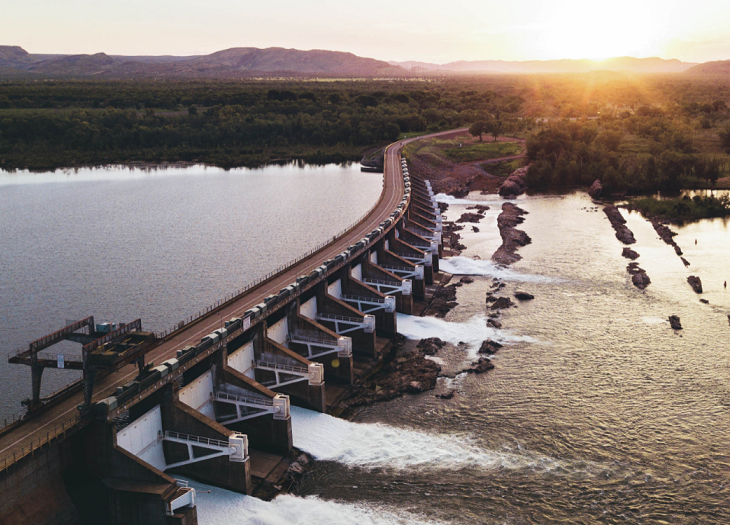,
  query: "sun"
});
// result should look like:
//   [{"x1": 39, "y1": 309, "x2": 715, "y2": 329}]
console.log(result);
[{"x1": 540, "y1": 1, "x2": 659, "y2": 60}]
